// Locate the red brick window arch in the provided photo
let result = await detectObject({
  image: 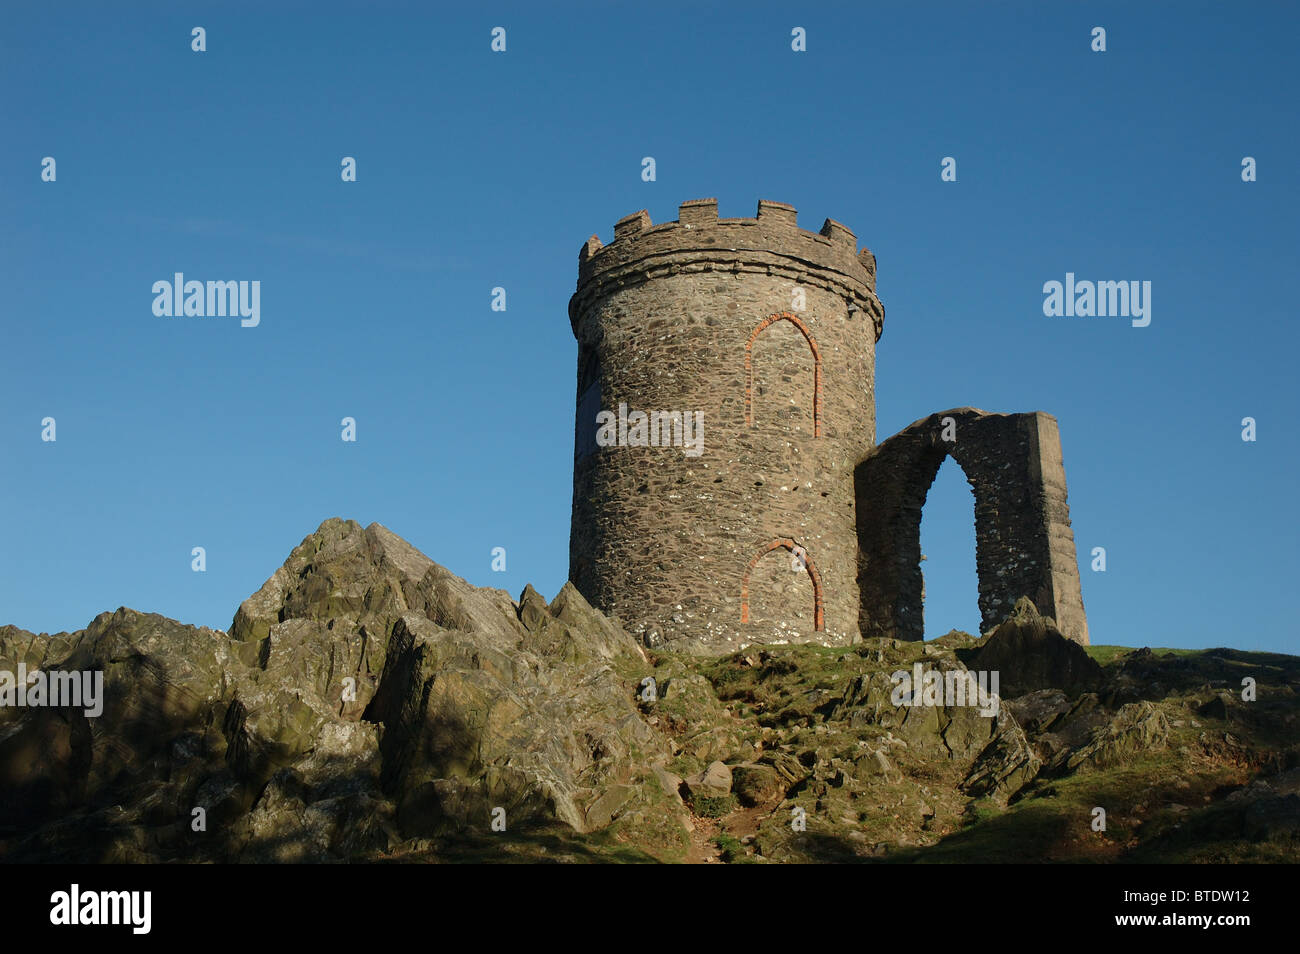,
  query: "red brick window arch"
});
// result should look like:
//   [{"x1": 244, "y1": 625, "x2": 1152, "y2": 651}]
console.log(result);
[
  {"x1": 740, "y1": 538, "x2": 825, "y2": 632},
  {"x1": 745, "y1": 311, "x2": 823, "y2": 437}
]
